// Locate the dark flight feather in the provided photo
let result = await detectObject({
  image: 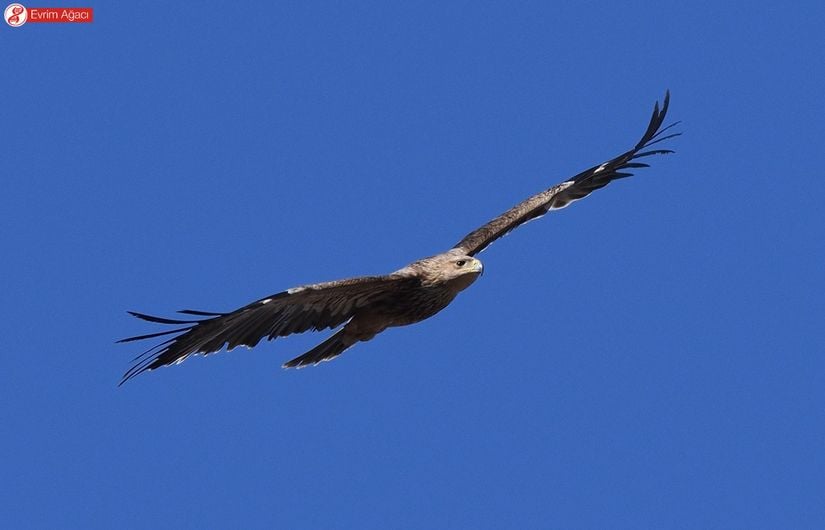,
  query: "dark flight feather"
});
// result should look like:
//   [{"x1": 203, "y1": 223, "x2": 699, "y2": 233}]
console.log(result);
[{"x1": 453, "y1": 91, "x2": 679, "y2": 256}]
